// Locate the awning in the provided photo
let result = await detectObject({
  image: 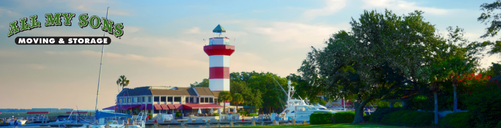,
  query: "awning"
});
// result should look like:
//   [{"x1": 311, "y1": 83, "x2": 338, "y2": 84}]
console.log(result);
[
  {"x1": 27, "y1": 111, "x2": 49, "y2": 114},
  {"x1": 174, "y1": 104, "x2": 183, "y2": 109},
  {"x1": 161, "y1": 104, "x2": 169, "y2": 110},
  {"x1": 154, "y1": 104, "x2": 162, "y2": 110},
  {"x1": 167, "y1": 104, "x2": 175, "y2": 109},
  {"x1": 139, "y1": 104, "x2": 153, "y2": 110},
  {"x1": 103, "y1": 105, "x2": 117, "y2": 111},
  {"x1": 182, "y1": 103, "x2": 223, "y2": 109},
  {"x1": 120, "y1": 105, "x2": 141, "y2": 110}
]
